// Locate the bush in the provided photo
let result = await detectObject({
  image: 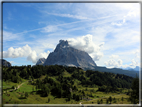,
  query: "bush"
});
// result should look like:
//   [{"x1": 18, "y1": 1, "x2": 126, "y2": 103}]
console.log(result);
[
  {"x1": 12, "y1": 86, "x2": 15, "y2": 89},
  {"x1": 48, "y1": 98, "x2": 50, "y2": 103},
  {"x1": 25, "y1": 92, "x2": 28, "y2": 98}
]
